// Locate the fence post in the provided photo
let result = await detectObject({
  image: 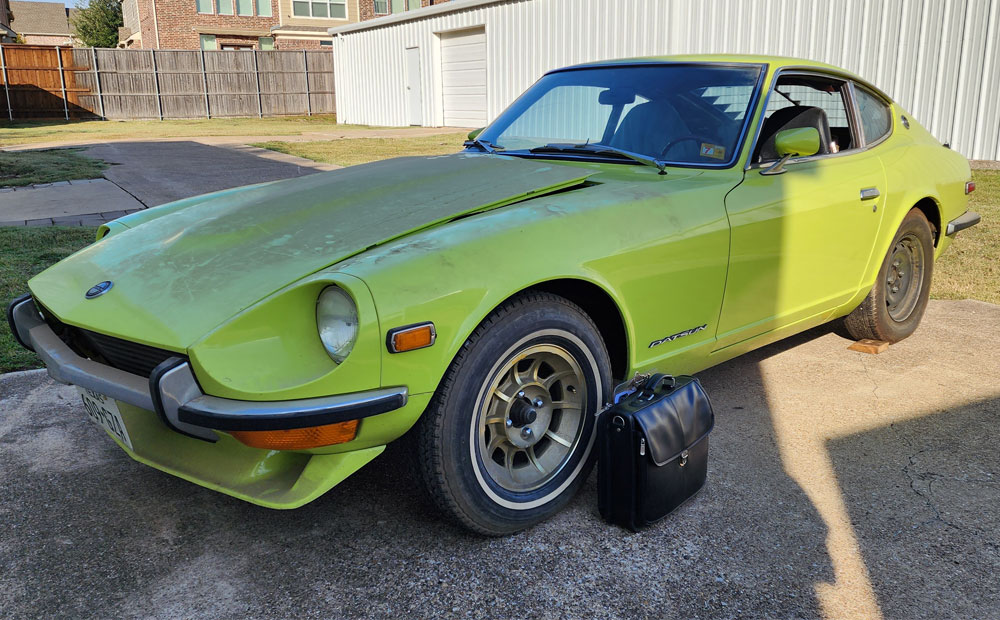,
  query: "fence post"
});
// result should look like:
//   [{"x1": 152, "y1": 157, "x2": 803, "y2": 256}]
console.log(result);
[
  {"x1": 90, "y1": 47, "x2": 104, "y2": 119},
  {"x1": 200, "y1": 49, "x2": 210, "y2": 118},
  {"x1": 150, "y1": 49, "x2": 163, "y2": 121},
  {"x1": 252, "y1": 49, "x2": 262, "y2": 118},
  {"x1": 56, "y1": 46, "x2": 70, "y2": 120},
  {"x1": 302, "y1": 49, "x2": 311, "y2": 116},
  {"x1": 0, "y1": 44, "x2": 12, "y2": 121}
]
